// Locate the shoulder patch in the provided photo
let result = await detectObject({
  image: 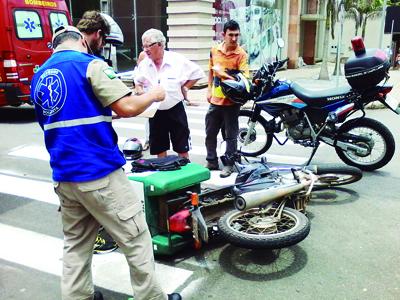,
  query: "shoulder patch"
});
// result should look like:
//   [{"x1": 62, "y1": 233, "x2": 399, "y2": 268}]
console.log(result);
[{"x1": 103, "y1": 67, "x2": 117, "y2": 79}]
